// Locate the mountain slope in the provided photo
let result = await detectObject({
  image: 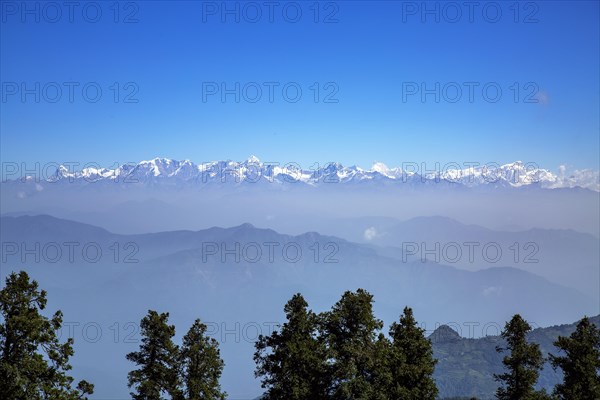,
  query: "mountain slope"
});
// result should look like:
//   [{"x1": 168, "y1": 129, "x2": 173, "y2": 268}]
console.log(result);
[
  {"x1": 309, "y1": 215, "x2": 600, "y2": 299},
  {"x1": 431, "y1": 316, "x2": 600, "y2": 399},
  {"x1": 0, "y1": 215, "x2": 596, "y2": 398}
]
